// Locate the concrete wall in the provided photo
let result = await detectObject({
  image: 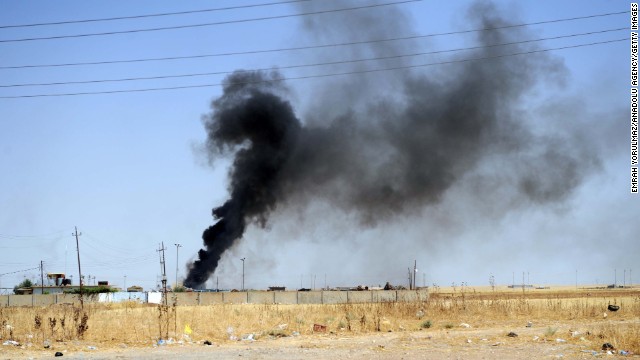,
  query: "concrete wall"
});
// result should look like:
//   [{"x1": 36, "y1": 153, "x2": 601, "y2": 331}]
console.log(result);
[
  {"x1": 346, "y1": 291, "x2": 372, "y2": 303},
  {"x1": 372, "y1": 290, "x2": 397, "y2": 302},
  {"x1": 173, "y1": 293, "x2": 199, "y2": 306},
  {"x1": 2, "y1": 289, "x2": 427, "y2": 307},
  {"x1": 199, "y1": 292, "x2": 223, "y2": 305},
  {"x1": 223, "y1": 292, "x2": 248, "y2": 304},
  {"x1": 8, "y1": 295, "x2": 34, "y2": 306},
  {"x1": 298, "y1": 291, "x2": 322, "y2": 304},
  {"x1": 248, "y1": 291, "x2": 275, "y2": 304},
  {"x1": 397, "y1": 289, "x2": 428, "y2": 302},
  {"x1": 55, "y1": 294, "x2": 81, "y2": 305},
  {"x1": 274, "y1": 291, "x2": 298, "y2": 304},
  {"x1": 32, "y1": 294, "x2": 56, "y2": 306},
  {"x1": 322, "y1": 291, "x2": 348, "y2": 304}
]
